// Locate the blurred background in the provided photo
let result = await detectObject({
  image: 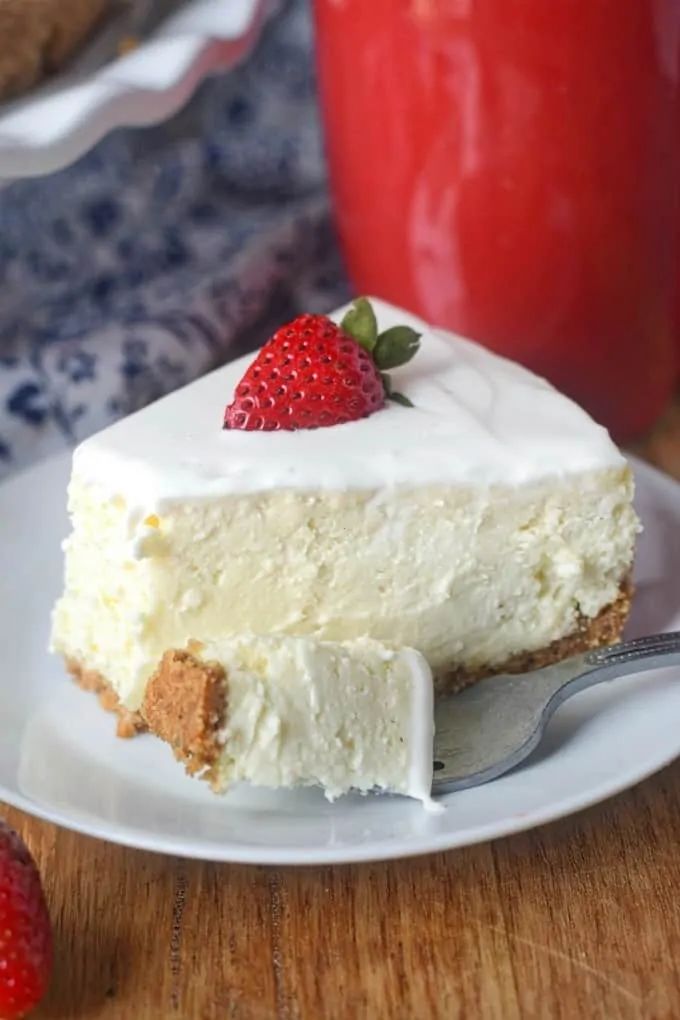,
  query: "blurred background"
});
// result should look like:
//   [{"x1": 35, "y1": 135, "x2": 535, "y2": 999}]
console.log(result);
[
  {"x1": 1, "y1": 0, "x2": 679, "y2": 479},
  {"x1": 0, "y1": 0, "x2": 348, "y2": 479}
]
